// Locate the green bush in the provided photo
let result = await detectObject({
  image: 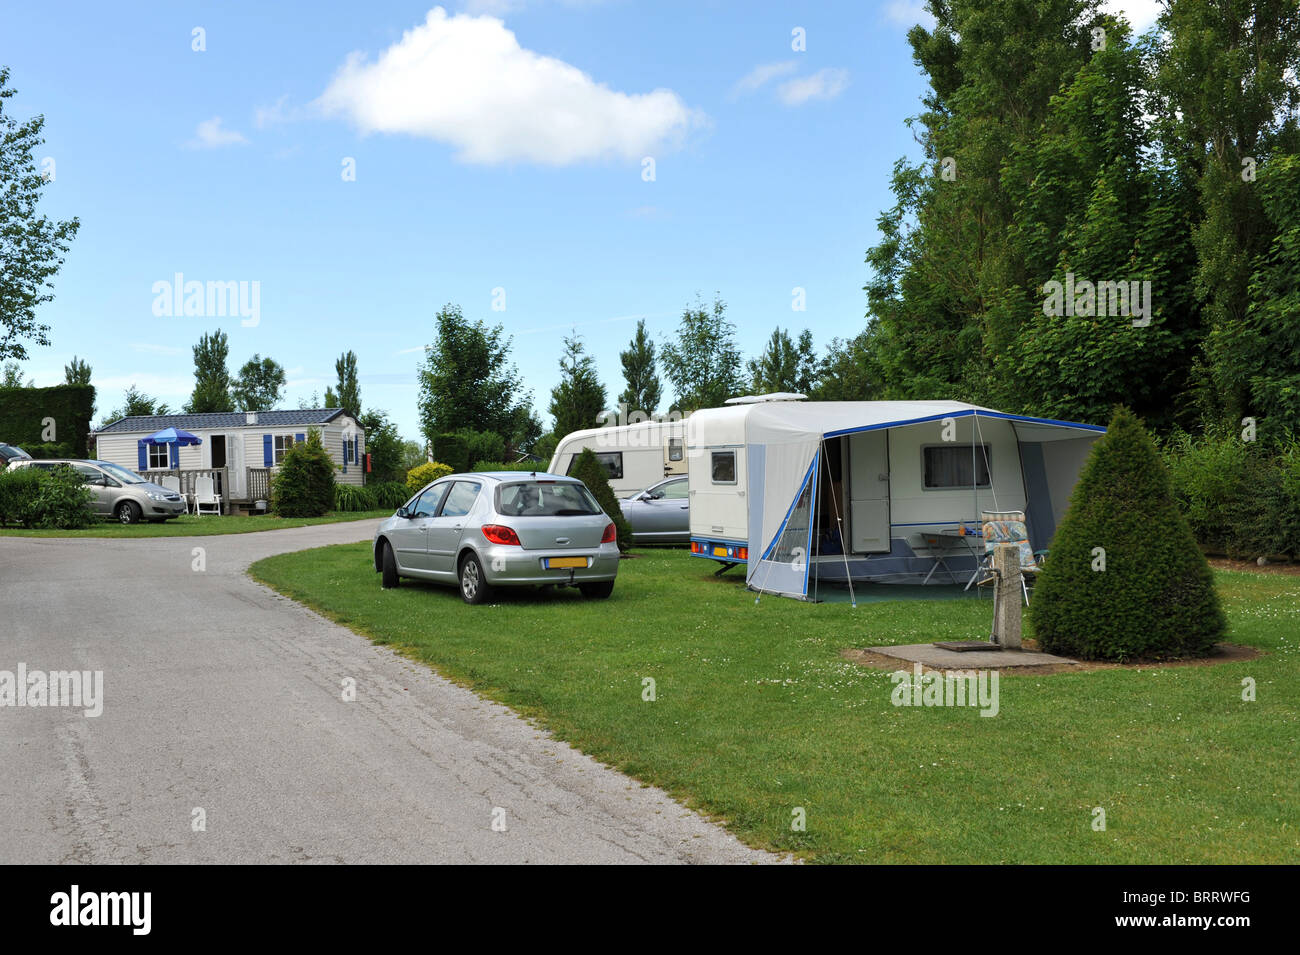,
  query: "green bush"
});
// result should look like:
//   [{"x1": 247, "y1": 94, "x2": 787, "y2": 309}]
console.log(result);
[
  {"x1": 0, "y1": 465, "x2": 94, "y2": 528},
  {"x1": 370, "y1": 481, "x2": 412, "y2": 509},
  {"x1": 1031, "y1": 408, "x2": 1225, "y2": 661},
  {"x1": 334, "y1": 484, "x2": 378, "y2": 512},
  {"x1": 1162, "y1": 430, "x2": 1300, "y2": 559},
  {"x1": 0, "y1": 466, "x2": 44, "y2": 526},
  {"x1": 405, "y1": 461, "x2": 453, "y2": 494},
  {"x1": 433, "y1": 433, "x2": 469, "y2": 472},
  {"x1": 272, "y1": 430, "x2": 336, "y2": 518},
  {"x1": 34, "y1": 464, "x2": 96, "y2": 528},
  {"x1": 569, "y1": 447, "x2": 633, "y2": 553},
  {"x1": 463, "y1": 430, "x2": 505, "y2": 468},
  {"x1": 23, "y1": 441, "x2": 75, "y2": 459}
]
